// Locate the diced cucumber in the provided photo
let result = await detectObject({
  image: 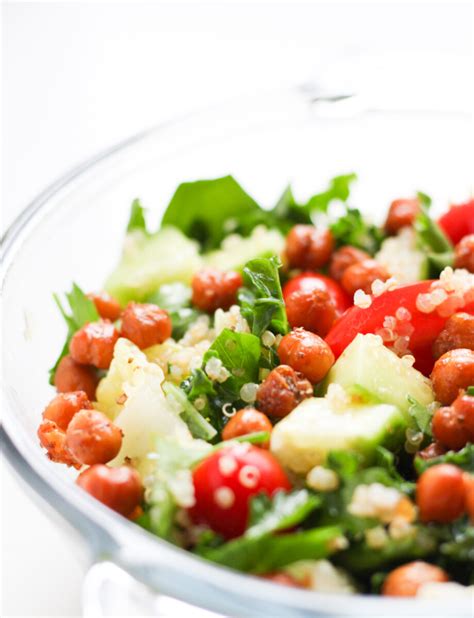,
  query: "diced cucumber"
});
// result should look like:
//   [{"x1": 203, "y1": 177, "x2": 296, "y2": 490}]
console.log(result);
[
  {"x1": 270, "y1": 397, "x2": 406, "y2": 474},
  {"x1": 105, "y1": 227, "x2": 203, "y2": 305},
  {"x1": 324, "y1": 333, "x2": 434, "y2": 416},
  {"x1": 205, "y1": 226, "x2": 284, "y2": 272},
  {"x1": 375, "y1": 228, "x2": 428, "y2": 283}
]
